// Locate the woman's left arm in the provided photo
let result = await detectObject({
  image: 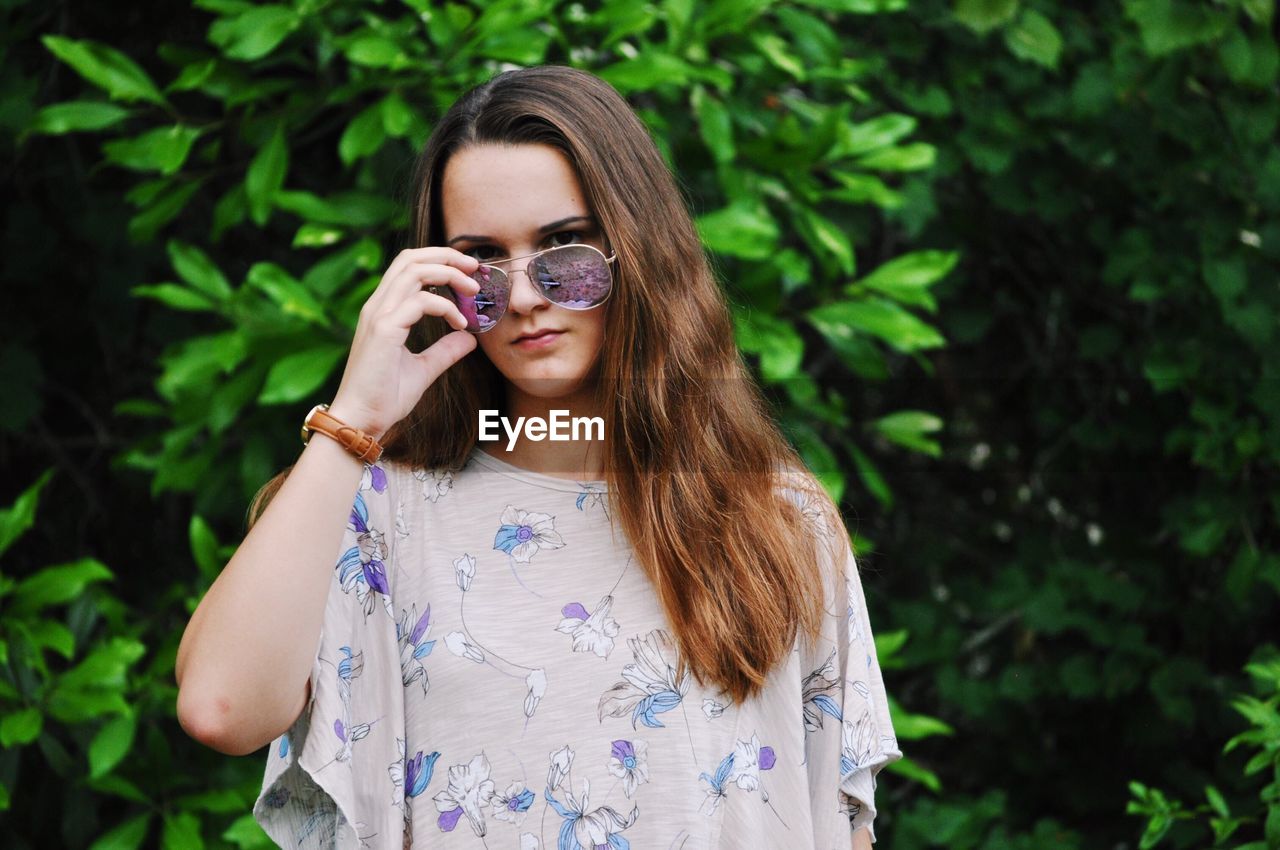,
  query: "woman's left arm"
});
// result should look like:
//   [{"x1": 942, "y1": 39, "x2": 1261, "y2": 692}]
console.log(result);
[{"x1": 853, "y1": 826, "x2": 873, "y2": 850}]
